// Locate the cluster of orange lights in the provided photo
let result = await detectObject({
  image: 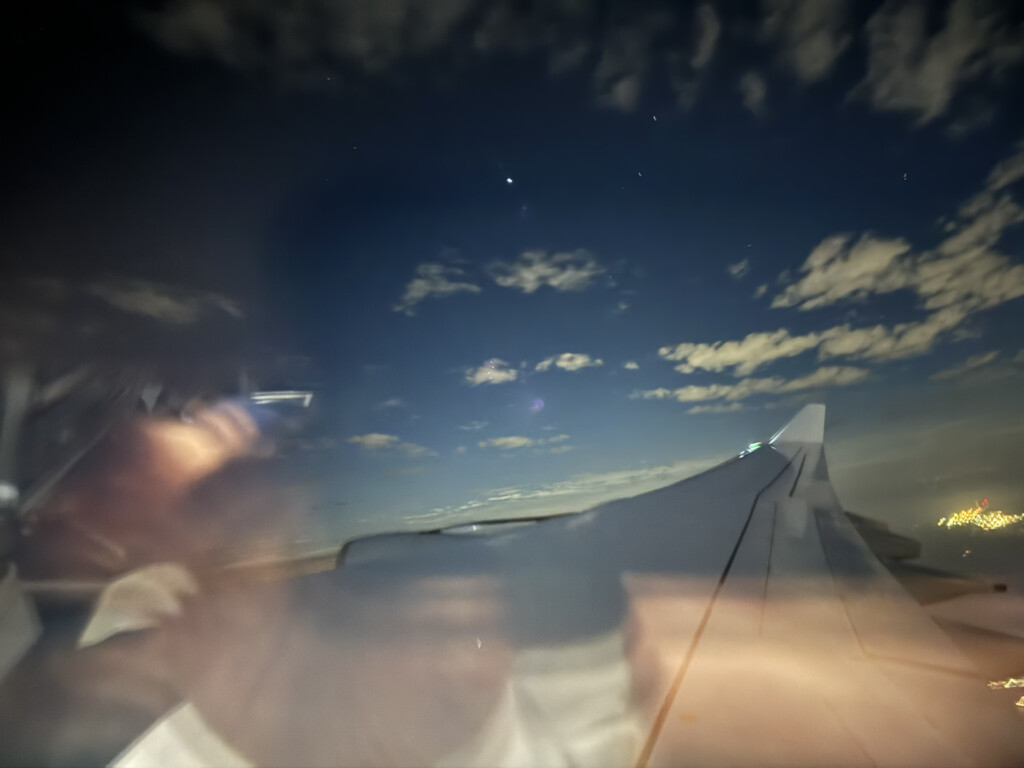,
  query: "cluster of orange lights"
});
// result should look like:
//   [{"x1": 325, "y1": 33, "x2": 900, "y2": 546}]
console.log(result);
[
  {"x1": 988, "y1": 678, "x2": 1024, "y2": 690},
  {"x1": 937, "y1": 499, "x2": 1023, "y2": 531}
]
